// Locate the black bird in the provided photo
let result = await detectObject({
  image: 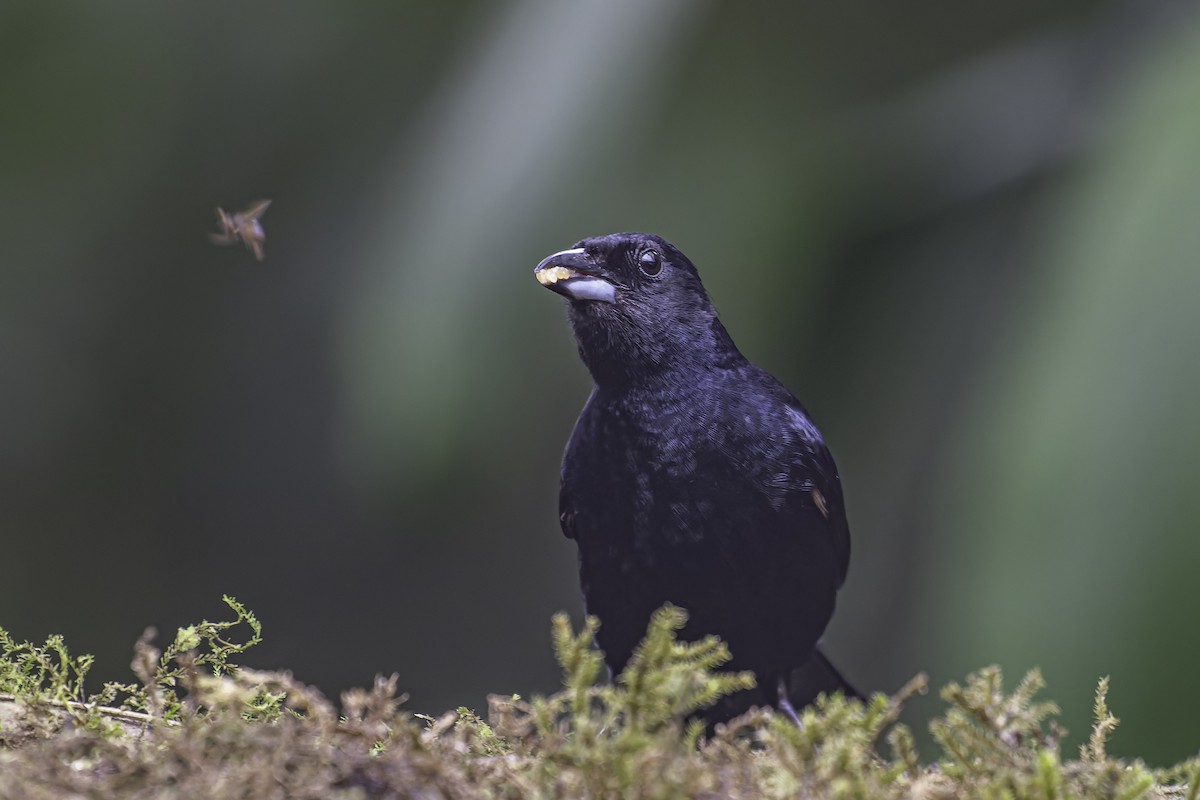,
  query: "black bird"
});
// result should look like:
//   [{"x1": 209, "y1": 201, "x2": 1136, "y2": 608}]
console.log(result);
[{"x1": 535, "y1": 232, "x2": 858, "y2": 725}]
